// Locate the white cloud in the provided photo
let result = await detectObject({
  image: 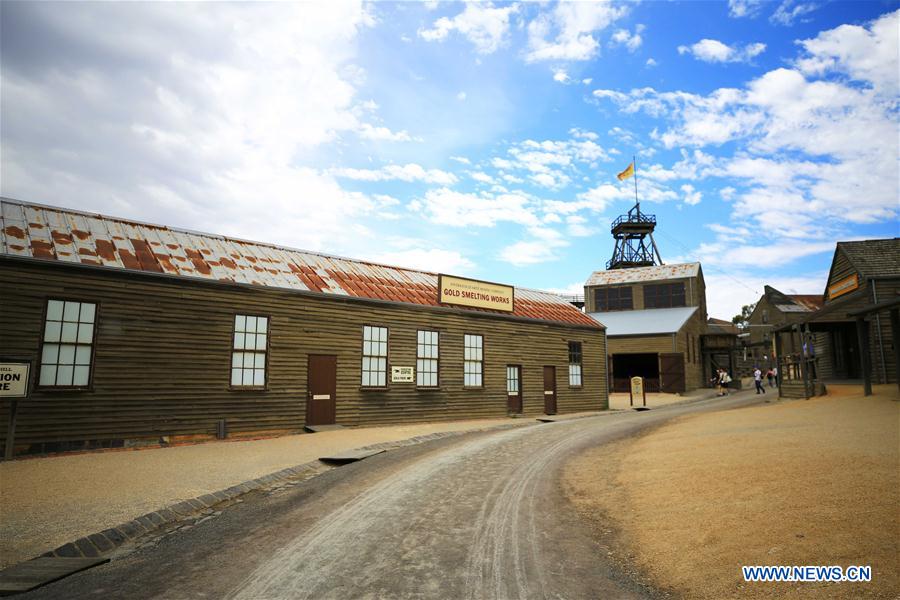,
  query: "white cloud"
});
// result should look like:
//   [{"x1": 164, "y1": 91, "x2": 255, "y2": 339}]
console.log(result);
[
  {"x1": 372, "y1": 248, "x2": 474, "y2": 275},
  {"x1": 582, "y1": 77, "x2": 593, "y2": 85},
  {"x1": 0, "y1": 2, "x2": 394, "y2": 255},
  {"x1": 357, "y1": 123, "x2": 419, "y2": 142},
  {"x1": 484, "y1": 136, "x2": 615, "y2": 190},
  {"x1": 728, "y1": 0, "x2": 765, "y2": 18},
  {"x1": 414, "y1": 188, "x2": 540, "y2": 227},
  {"x1": 525, "y1": 0, "x2": 627, "y2": 62},
  {"x1": 499, "y1": 227, "x2": 568, "y2": 266},
  {"x1": 553, "y1": 69, "x2": 571, "y2": 84},
  {"x1": 678, "y1": 39, "x2": 766, "y2": 63},
  {"x1": 449, "y1": 155, "x2": 471, "y2": 165},
  {"x1": 771, "y1": 0, "x2": 819, "y2": 26},
  {"x1": 645, "y1": 57, "x2": 658, "y2": 68},
  {"x1": 470, "y1": 171, "x2": 495, "y2": 184},
  {"x1": 333, "y1": 163, "x2": 458, "y2": 185},
  {"x1": 680, "y1": 183, "x2": 702, "y2": 205},
  {"x1": 610, "y1": 25, "x2": 644, "y2": 52},
  {"x1": 457, "y1": 91, "x2": 467, "y2": 101},
  {"x1": 418, "y1": 2, "x2": 519, "y2": 54},
  {"x1": 569, "y1": 128, "x2": 598, "y2": 140}
]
